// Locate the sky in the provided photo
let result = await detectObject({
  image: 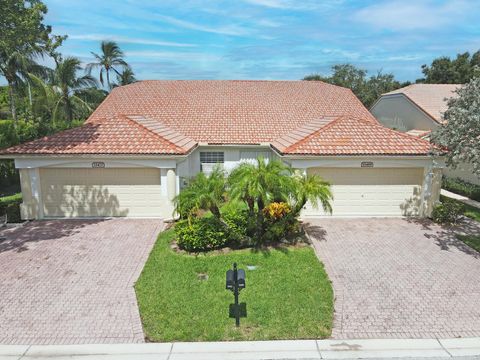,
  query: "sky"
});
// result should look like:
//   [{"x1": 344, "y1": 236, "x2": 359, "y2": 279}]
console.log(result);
[{"x1": 21, "y1": 0, "x2": 480, "y2": 81}]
